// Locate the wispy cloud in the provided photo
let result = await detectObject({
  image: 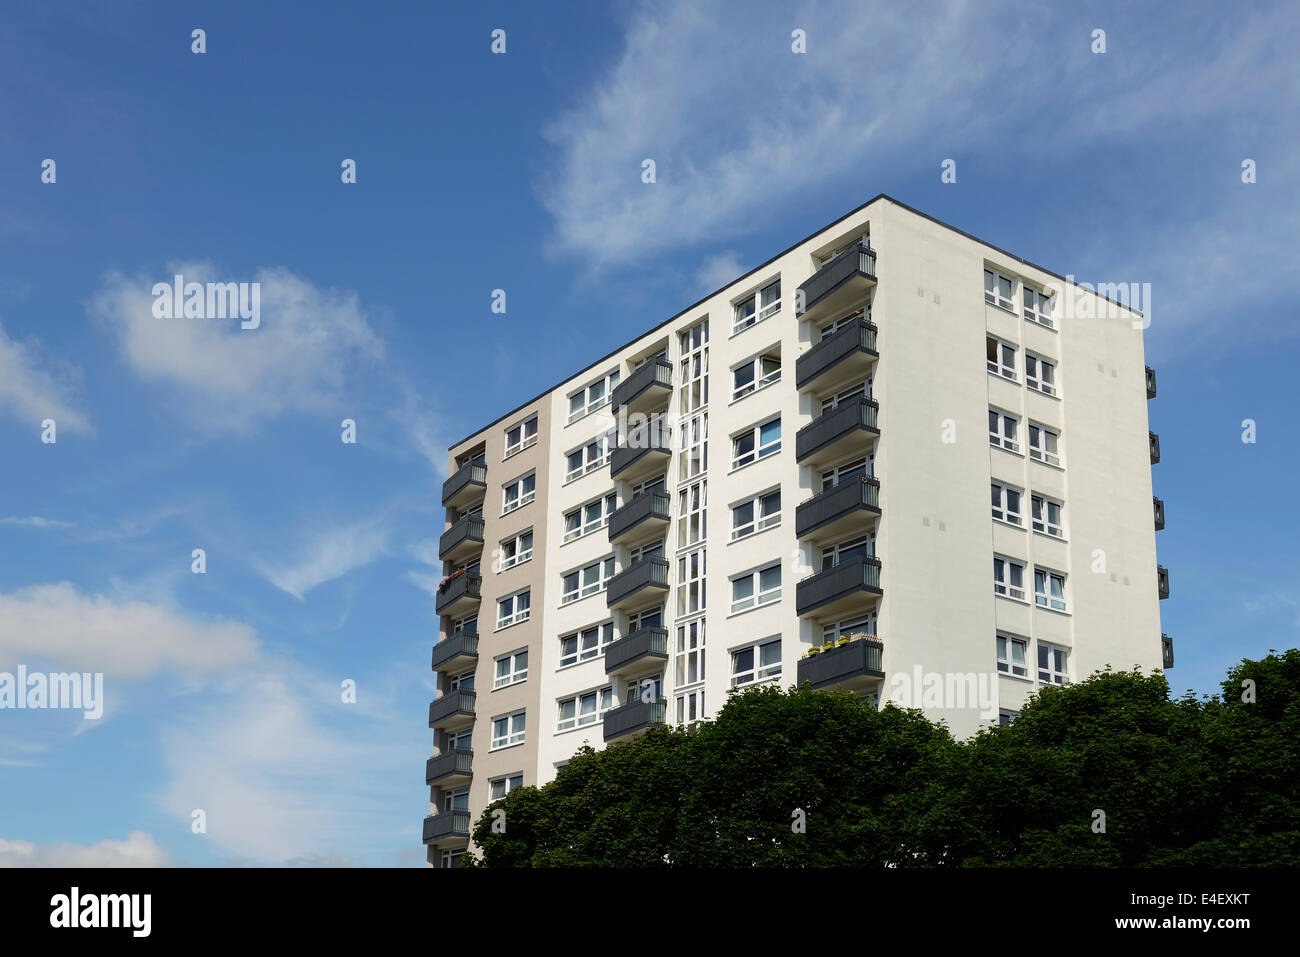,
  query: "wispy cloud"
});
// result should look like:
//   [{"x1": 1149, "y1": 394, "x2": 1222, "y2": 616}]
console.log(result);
[
  {"x1": 0, "y1": 830, "x2": 172, "y2": 867},
  {"x1": 0, "y1": 320, "x2": 92, "y2": 433},
  {"x1": 0, "y1": 516, "x2": 74, "y2": 529},
  {"x1": 251, "y1": 518, "x2": 390, "y2": 601}
]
